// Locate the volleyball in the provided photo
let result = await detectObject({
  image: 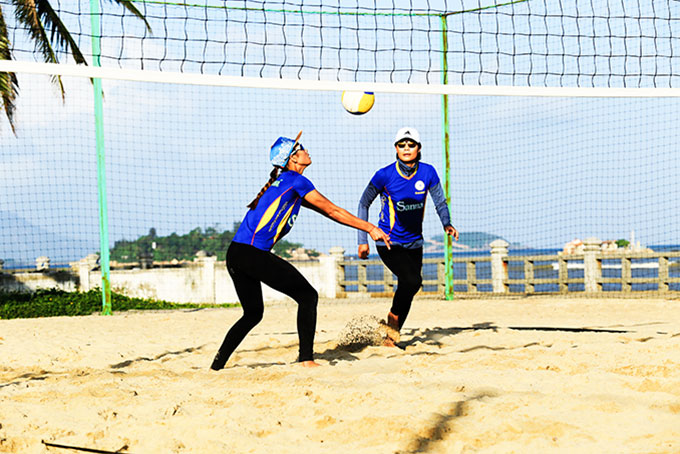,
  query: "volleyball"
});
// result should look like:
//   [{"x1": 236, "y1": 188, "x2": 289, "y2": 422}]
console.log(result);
[{"x1": 341, "y1": 91, "x2": 375, "y2": 115}]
